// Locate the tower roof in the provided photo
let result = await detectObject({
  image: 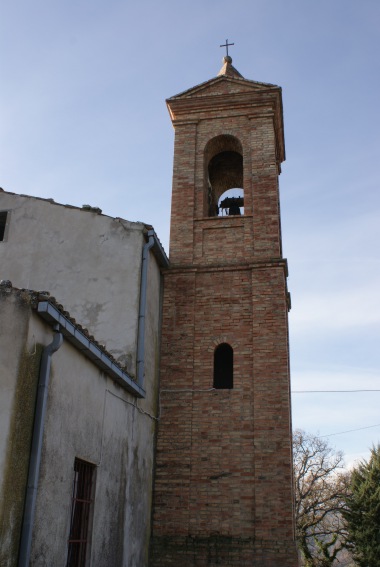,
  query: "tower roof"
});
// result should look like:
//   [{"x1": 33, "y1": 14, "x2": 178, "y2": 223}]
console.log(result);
[
  {"x1": 217, "y1": 55, "x2": 243, "y2": 79},
  {"x1": 166, "y1": 58, "x2": 286, "y2": 165},
  {"x1": 167, "y1": 57, "x2": 281, "y2": 102}
]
